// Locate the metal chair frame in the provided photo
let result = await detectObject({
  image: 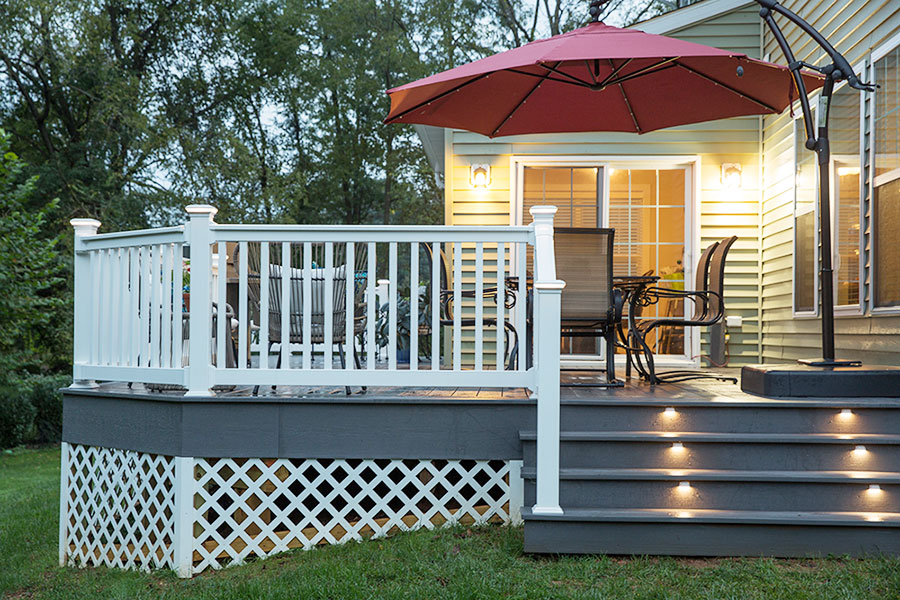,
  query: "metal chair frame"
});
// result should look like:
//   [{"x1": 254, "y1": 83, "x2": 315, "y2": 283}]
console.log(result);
[{"x1": 630, "y1": 236, "x2": 739, "y2": 385}]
